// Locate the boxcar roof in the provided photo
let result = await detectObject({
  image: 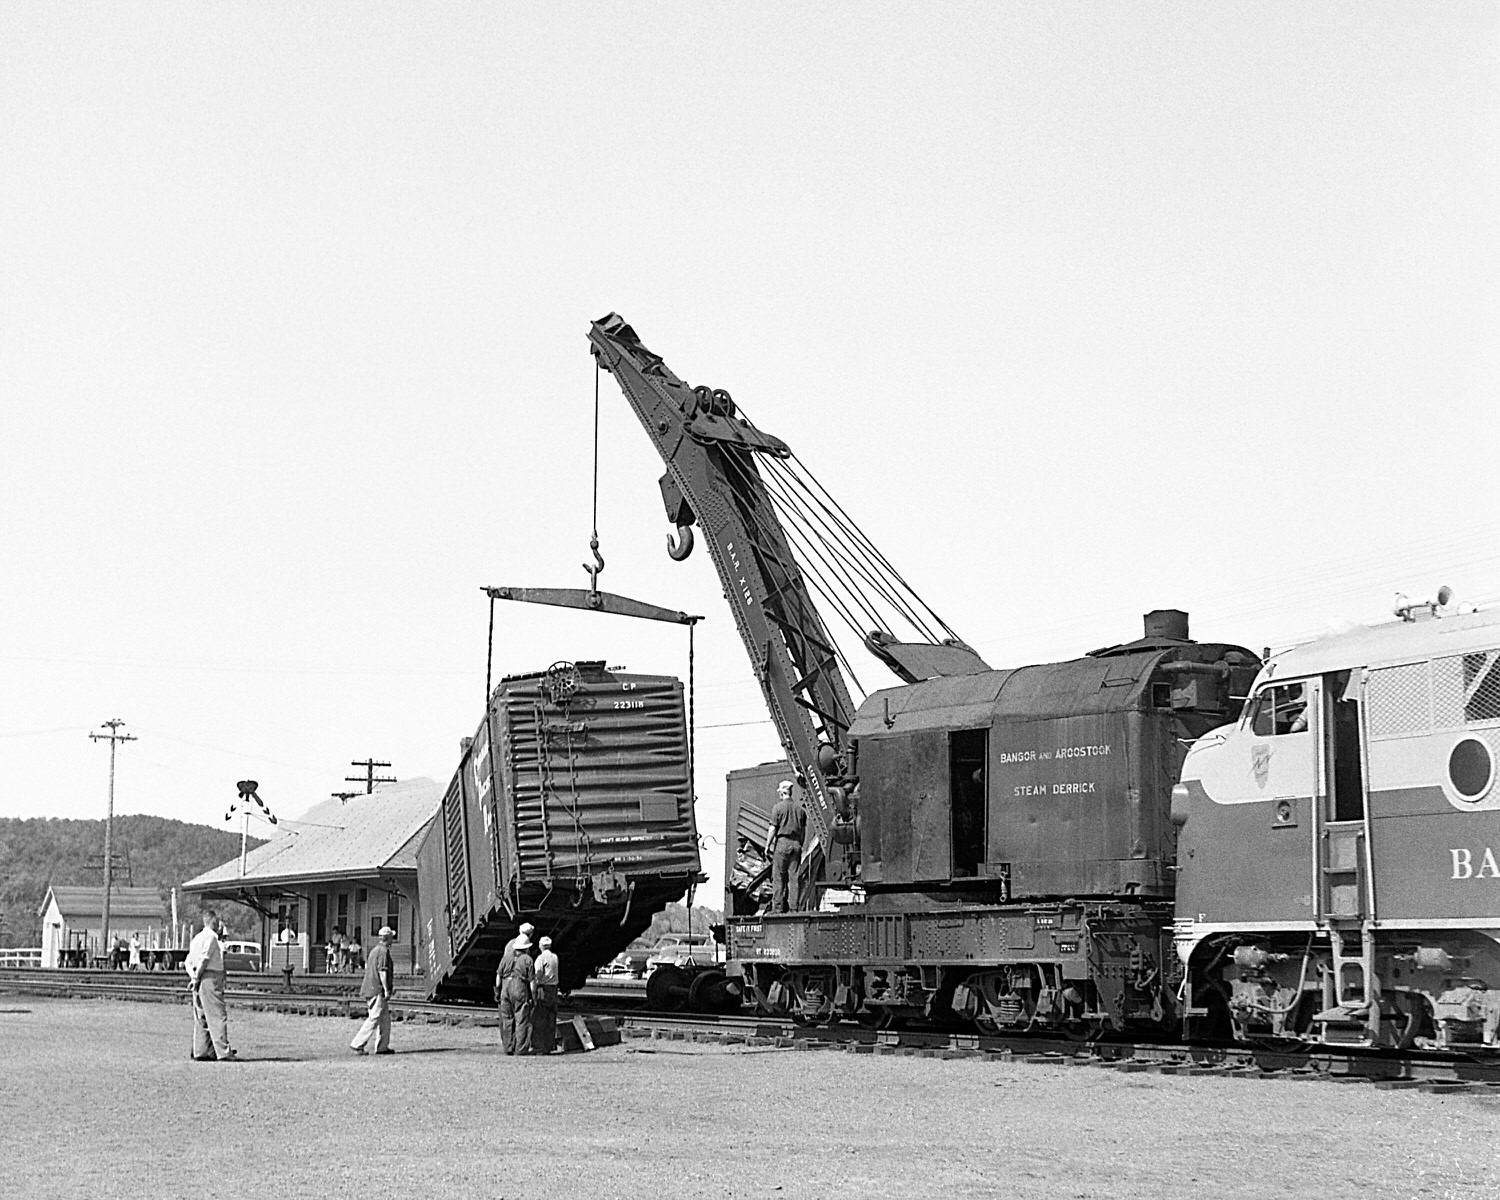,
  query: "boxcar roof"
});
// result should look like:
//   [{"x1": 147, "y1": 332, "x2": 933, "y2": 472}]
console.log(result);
[{"x1": 182, "y1": 777, "x2": 441, "y2": 892}]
